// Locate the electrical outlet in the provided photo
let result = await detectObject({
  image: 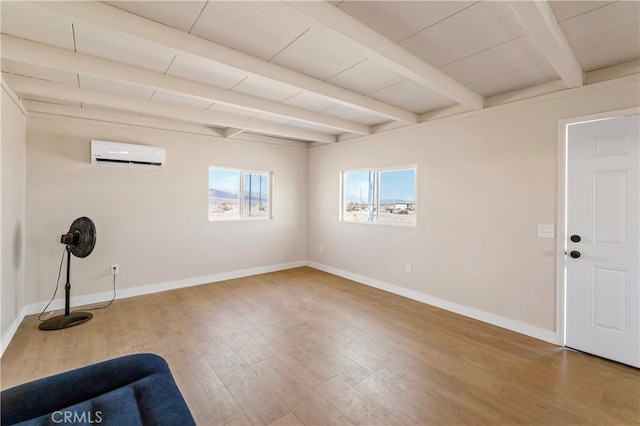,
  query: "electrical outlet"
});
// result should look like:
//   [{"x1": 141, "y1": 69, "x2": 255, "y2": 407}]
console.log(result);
[
  {"x1": 110, "y1": 264, "x2": 119, "y2": 275},
  {"x1": 405, "y1": 263, "x2": 412, "y2": 273},
  {"x1": 318, "y1": 245, "x2": 323, "y2": 253}
]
